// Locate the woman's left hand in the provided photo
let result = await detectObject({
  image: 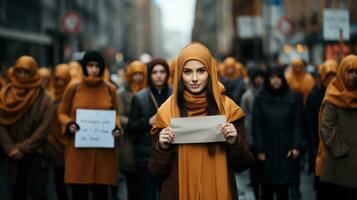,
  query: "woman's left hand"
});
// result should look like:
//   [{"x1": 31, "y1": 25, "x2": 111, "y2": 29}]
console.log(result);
[
  {"x1": 220, "y1": 122, "x2": 238, "y2": 145},
  {"x1": 112, "y1": 127, "x2": 123, "y2": 138}
]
